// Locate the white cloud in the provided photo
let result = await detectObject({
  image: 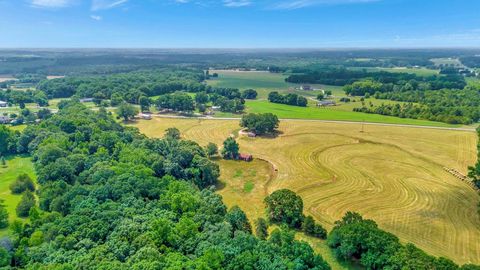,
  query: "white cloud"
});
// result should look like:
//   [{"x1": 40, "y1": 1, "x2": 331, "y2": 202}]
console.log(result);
[
  {"x1": 271, "y1": 0, "x2": 381, "y2": 9},
  {"x1": 223, "y1": 0, "x2": 251, "y2": 7},
  {"x1": 30, "y1": 0, "x2": 74, "y2": 8},
  {"x1": 90, "y1": 15, "x2": 102, "y2": 20},
  {"x1": 91, "y1": 0, "x2": 128, "y2": 11}
]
